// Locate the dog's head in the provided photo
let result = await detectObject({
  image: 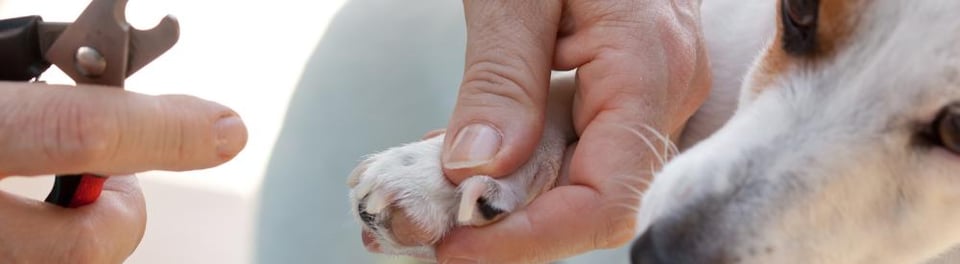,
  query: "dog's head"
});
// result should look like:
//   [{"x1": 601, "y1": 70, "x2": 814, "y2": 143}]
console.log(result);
[{"x1": 633, "y1": 0, "x2": 960, "y2": 263}]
